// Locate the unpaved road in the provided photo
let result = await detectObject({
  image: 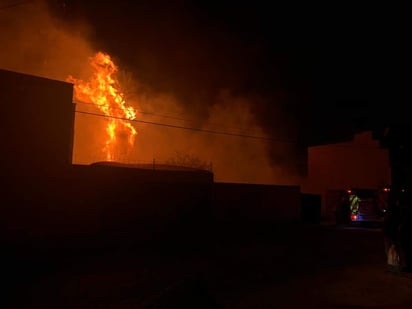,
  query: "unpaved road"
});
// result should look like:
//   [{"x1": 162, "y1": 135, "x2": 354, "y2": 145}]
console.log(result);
[{"x1": 6, "y1": 224, "x2": 412, "y2": 308}]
